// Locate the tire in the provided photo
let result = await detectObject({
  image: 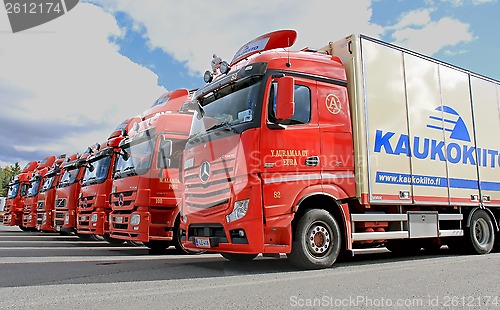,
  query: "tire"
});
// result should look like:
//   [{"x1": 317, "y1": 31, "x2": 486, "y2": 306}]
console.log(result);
[
  {"x1": 172, "y1": 215, "x2": 204, "y2": 254},
  {"x1": 126, "y1": 240, "x2": 144, "y2": 247},
  {"x1": 92, "y1": 234, "x2": 105, "y2": 241},
  {"x1": 102, "y1": 234, "x2": 125, "y2": 245},
  {"x1": 221, "y1": 253, "x2": 258, "y2": 262},
  {"x1": 19, "y1": 226, "x2": 31, "y2": 232},
  {"x1": 465, "y1": 210, "x2": 494, "y2": 254},
  {"x1": 143, "y1": 240, "x2": 171, "y2": 252},
  {"x1": 77, "y1": 233, "x2": 94, "y2": 241},
  {"x1": 287, "y1": 209, "x2": 341, "y2": 269}
]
